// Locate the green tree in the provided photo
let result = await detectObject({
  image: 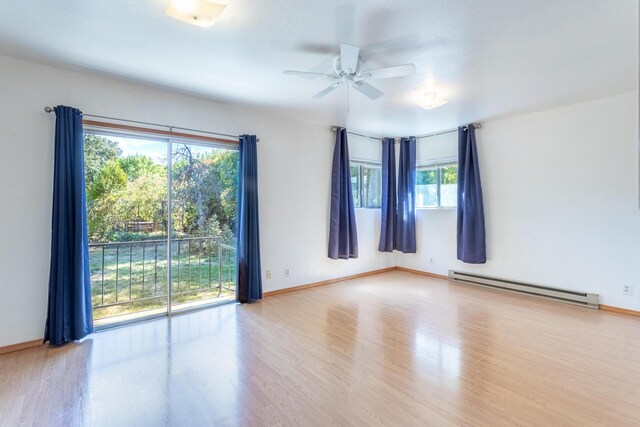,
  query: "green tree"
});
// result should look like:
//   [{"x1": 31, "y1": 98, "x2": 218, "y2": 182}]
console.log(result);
[
  {"x1": 416, "y1": 166, "x2": 458, "y2": 185},
  {"x1": 119, "y1": 163, "x2": 167, "y2": 223},
  {"x1": 87, "y1": 160, "x2": 127, "y2": 201},
  {"x1": 87, "y1": 160, "x2": 128, "y2": 241},
  {"x1": 84, "y1": 135, "x2": 238, "y2": 243},
  {"x1": 172, "y1": 145, "x2": 208, "y2": 233},
  {"x1": 204, "y1": 150, "x2": 238, "y2": 234},
  {"x1": 441, "y1": 166, "x2": 458, "y2": 184},
  {"x1": 172, "y1": 146, "x2": 238, "y2": 238},
  {"x1": 204, "y1": 214, "x2": 234, "y2": 245},
  {"x1": 417, "y1": 169, "x2": 437, "y2": 185},
  {"x1": 119, "y1": 155, "x2": 164, "y2": 181},
  {"x1": 84, "y1": 134, "x2": 122, "y2": 186}
]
